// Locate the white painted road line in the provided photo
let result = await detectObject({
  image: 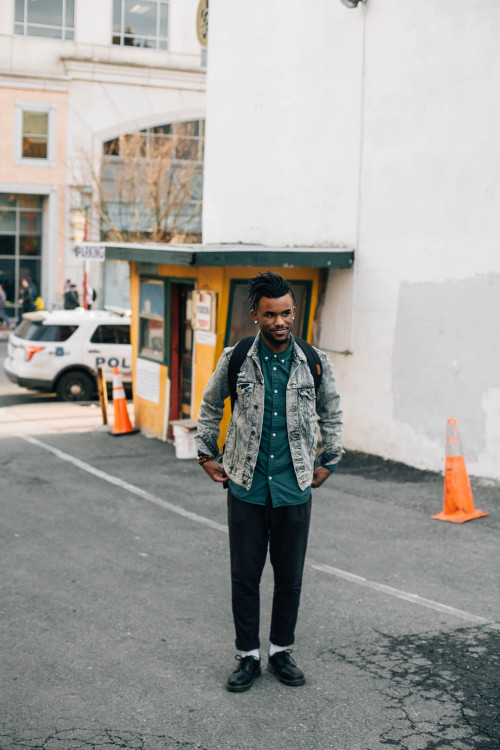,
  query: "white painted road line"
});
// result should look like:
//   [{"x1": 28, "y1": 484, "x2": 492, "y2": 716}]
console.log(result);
[
  {"x1": 23, "y1": 435, "x2": 496, "y2": 629},
  {"x1": 22, "y1": 435, "x2": 228, "y2": 534},
  {"x1": 309, "y1": 563, "x2": 492, "y2": 626}
]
